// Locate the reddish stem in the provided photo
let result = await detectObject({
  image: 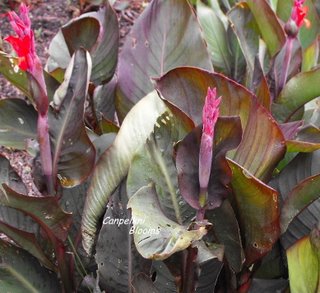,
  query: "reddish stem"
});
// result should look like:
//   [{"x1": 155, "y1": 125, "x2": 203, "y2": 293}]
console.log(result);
[
  {"x1": 278, "y1": 37, "x2": 294, "y2": 93},
  {"x1": 37, "y1": 113, "x2": 54, "y2": 194}
]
